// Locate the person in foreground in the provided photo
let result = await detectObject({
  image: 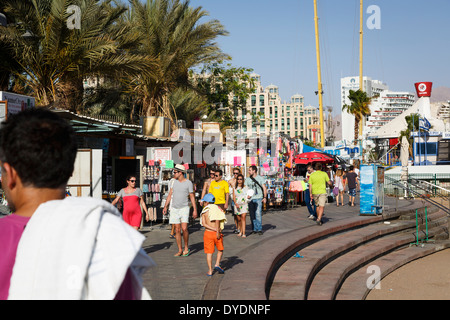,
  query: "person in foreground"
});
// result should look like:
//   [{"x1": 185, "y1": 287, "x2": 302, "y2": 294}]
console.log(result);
[
  {"x1": 0, "y1": 108, "x2": 153, "y2": 300},
  {"x1": 200, "y1": 194, "x2": 227, "y2": 276}
]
